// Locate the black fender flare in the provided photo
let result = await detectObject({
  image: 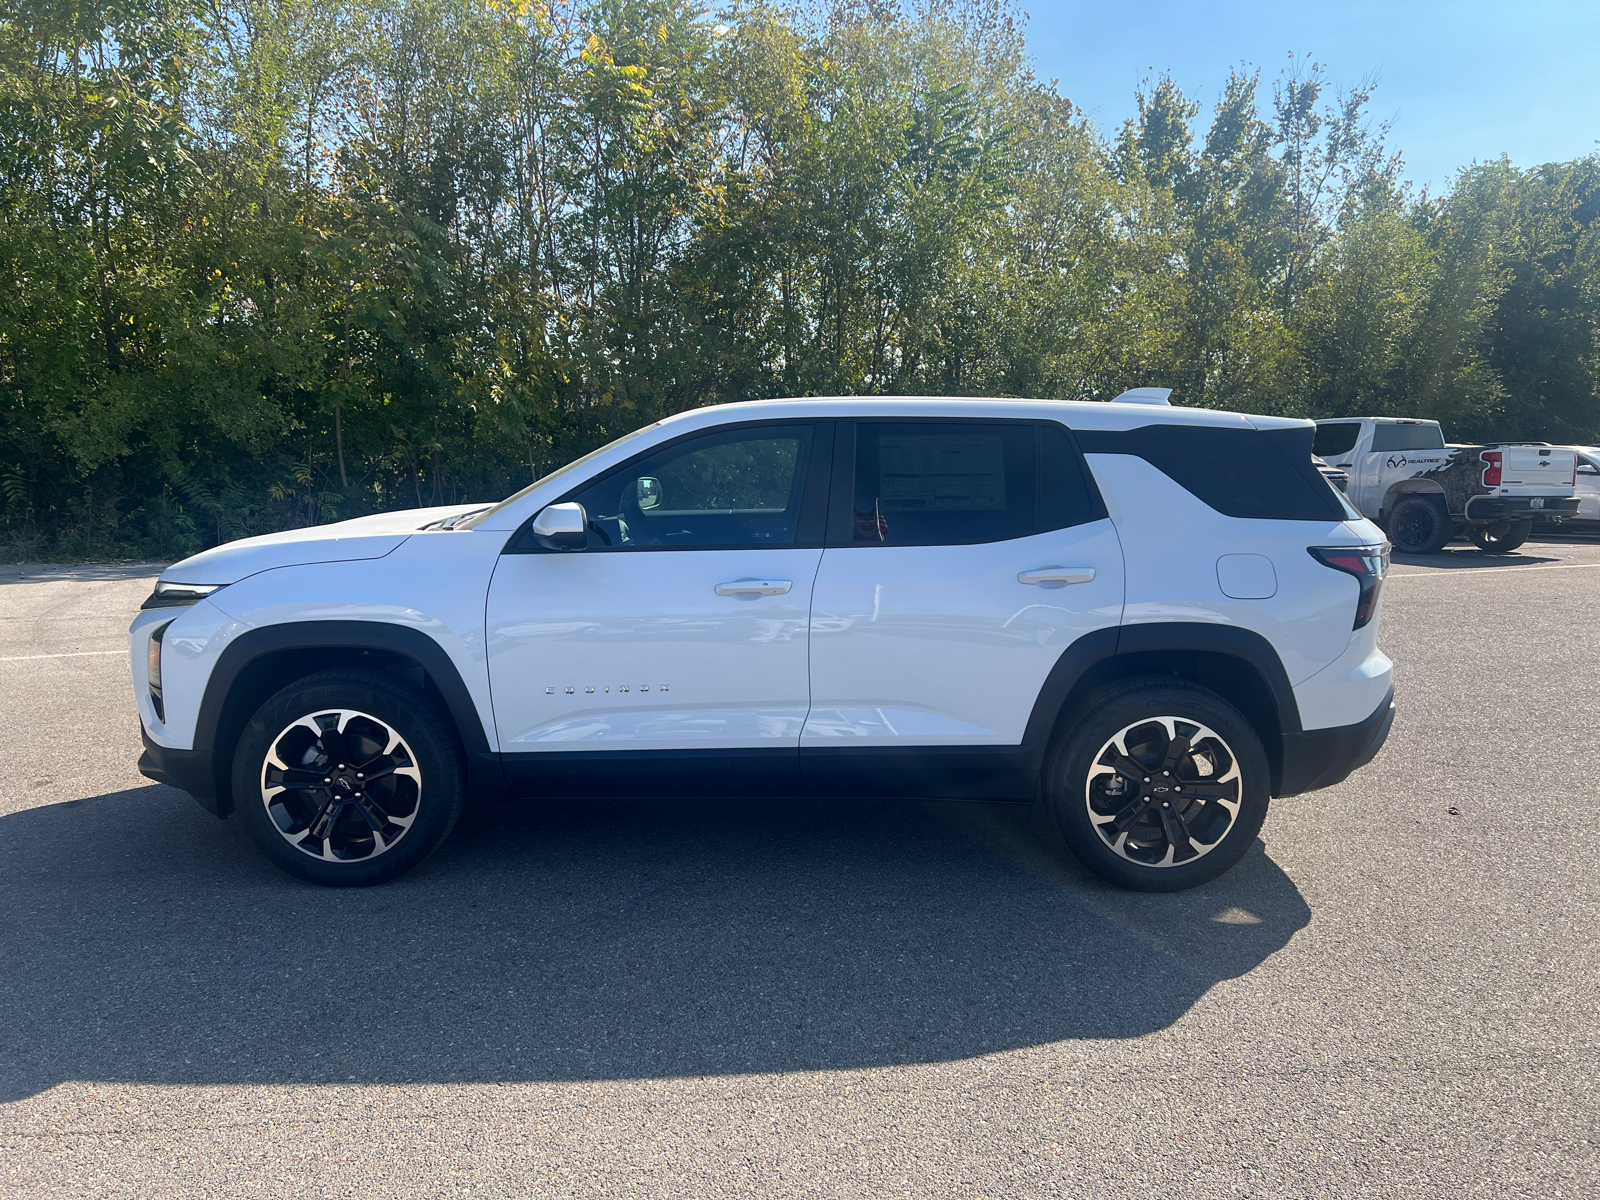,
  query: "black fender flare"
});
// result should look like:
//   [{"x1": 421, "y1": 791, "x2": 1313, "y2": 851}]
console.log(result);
[
  {"x1": 1110, "y1": 622, "x2": 1302, "y2": 734},
  {"x1": 1021, "y1": 621, "x2": 1303, "y2": 792},
  {"x1": 189, "y1": 620, "x2": 495, "y2": 814}
]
